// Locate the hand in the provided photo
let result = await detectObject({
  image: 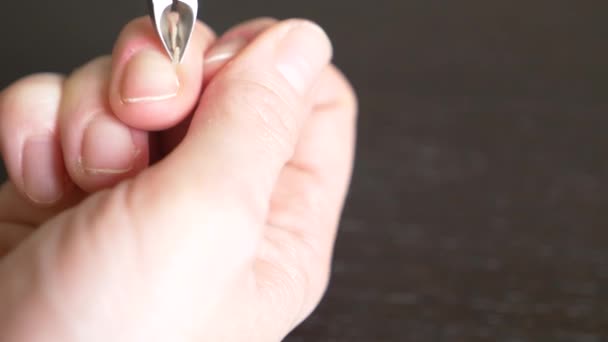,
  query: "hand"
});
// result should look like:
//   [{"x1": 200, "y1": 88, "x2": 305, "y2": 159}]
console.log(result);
[{"x1": 0, "y1": 17, "x2": 357, "y2": 341}]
